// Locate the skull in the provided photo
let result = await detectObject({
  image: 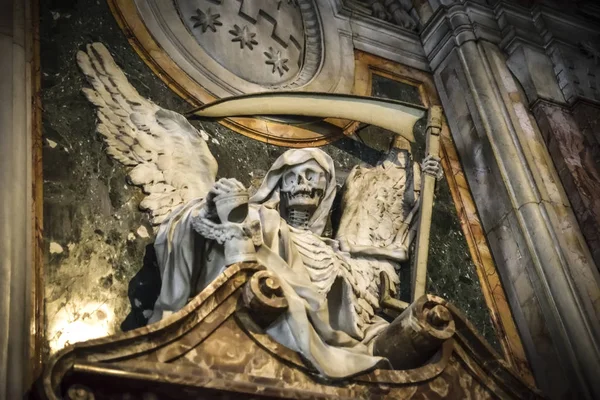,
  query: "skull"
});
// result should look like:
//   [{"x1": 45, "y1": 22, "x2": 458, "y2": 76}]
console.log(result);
[{"x1": 280, "y1": 160, "x2": 327, "y2": 210}]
